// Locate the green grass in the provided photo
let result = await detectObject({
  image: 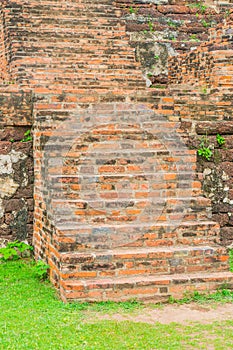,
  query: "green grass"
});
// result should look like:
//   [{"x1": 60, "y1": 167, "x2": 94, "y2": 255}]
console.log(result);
[
  {"x1": 169, "y1": 289, "x2": 233, "y2": 305},
  {"x1": 0, "y1": 260, "x2": 233, "y2": 349}
]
